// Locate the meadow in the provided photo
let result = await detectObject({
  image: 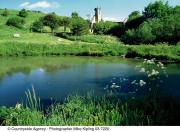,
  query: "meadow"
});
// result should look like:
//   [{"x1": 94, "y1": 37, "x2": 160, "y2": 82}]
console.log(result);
[{"x1": 0, "y1": 10, "x2": 179, "y2": 62}]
